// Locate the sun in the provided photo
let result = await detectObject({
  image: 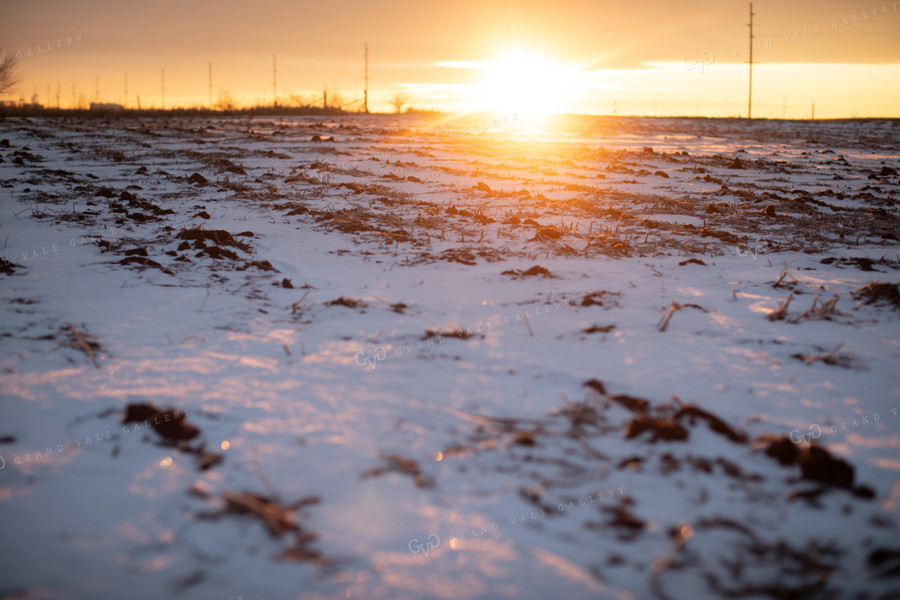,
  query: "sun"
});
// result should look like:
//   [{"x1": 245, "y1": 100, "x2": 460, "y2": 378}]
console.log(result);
[{"x1": 479, "y1": 50, "x2": 579, "y2": 118}]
